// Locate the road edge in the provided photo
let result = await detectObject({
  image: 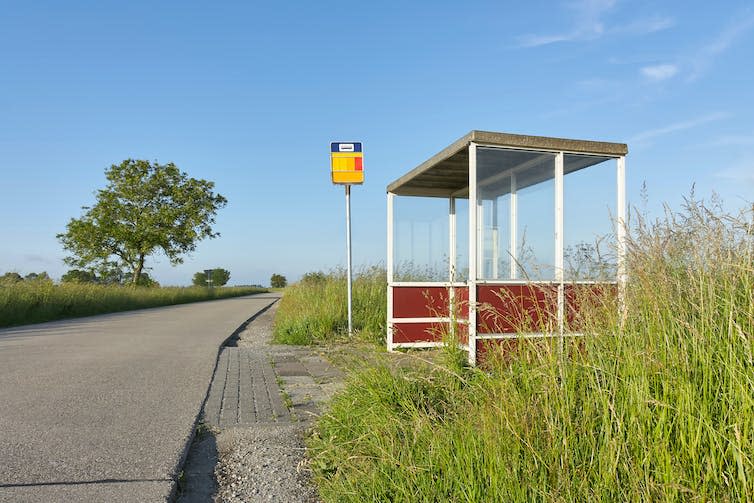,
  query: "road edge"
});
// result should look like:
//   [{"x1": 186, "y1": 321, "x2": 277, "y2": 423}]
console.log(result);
[{"x1": 167, "y1": 294, "x2": 281, "y2": 502}]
